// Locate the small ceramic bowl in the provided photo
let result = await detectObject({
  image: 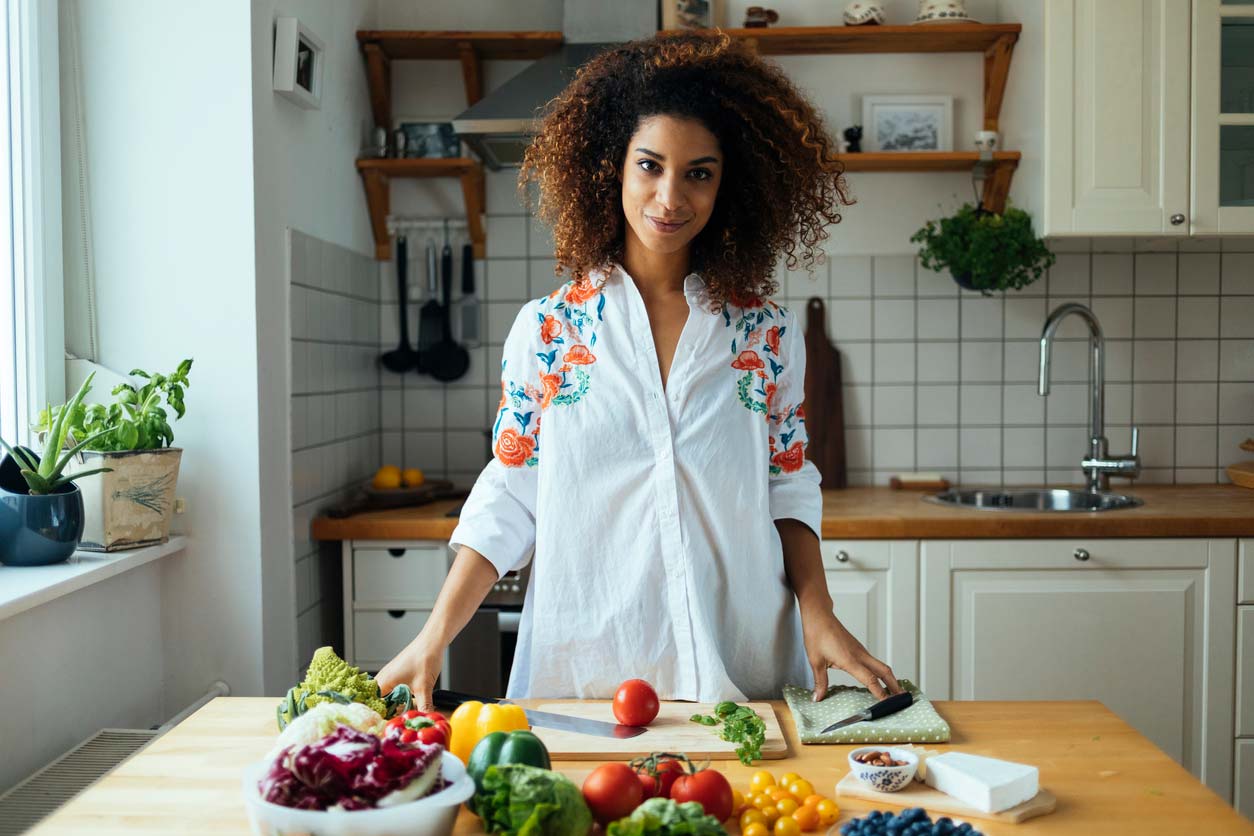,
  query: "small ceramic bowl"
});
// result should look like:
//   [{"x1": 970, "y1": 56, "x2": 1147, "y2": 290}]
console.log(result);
[{"x1": 847, "y1": 747, "x2": 919, "y2": 793}]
